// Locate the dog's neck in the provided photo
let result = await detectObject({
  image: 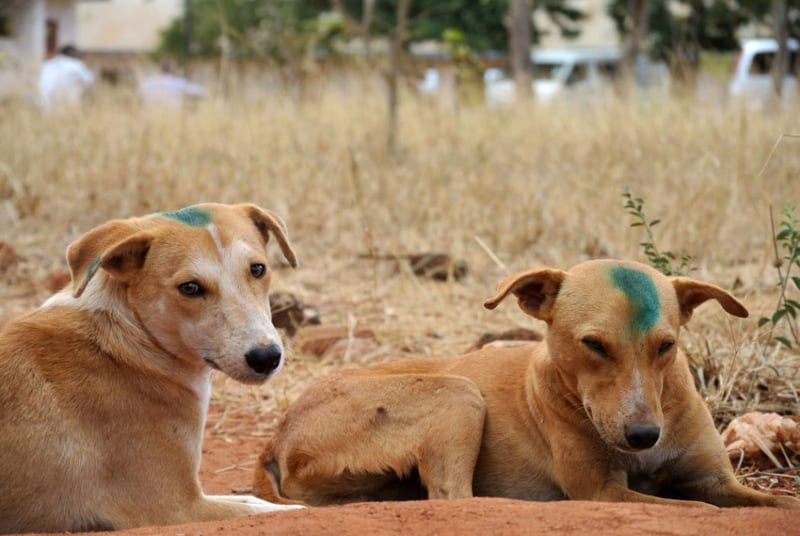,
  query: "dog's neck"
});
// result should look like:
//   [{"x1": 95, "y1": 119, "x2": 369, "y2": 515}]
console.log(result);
[{"x1": 43, "y1": 276, "x2": 209, "y2": 386}]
